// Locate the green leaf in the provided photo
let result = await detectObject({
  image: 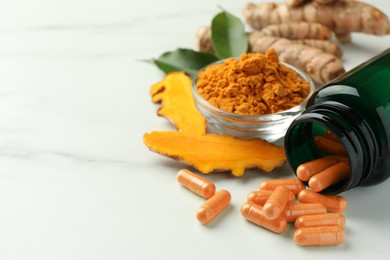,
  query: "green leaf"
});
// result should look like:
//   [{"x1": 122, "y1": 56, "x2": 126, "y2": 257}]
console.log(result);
[
  {"x1": 211, "y1": 11, "x2": 248, "y2": 59},
  {"x1": 153, "y1": 48, "x2": 219, "y2": 78}
]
